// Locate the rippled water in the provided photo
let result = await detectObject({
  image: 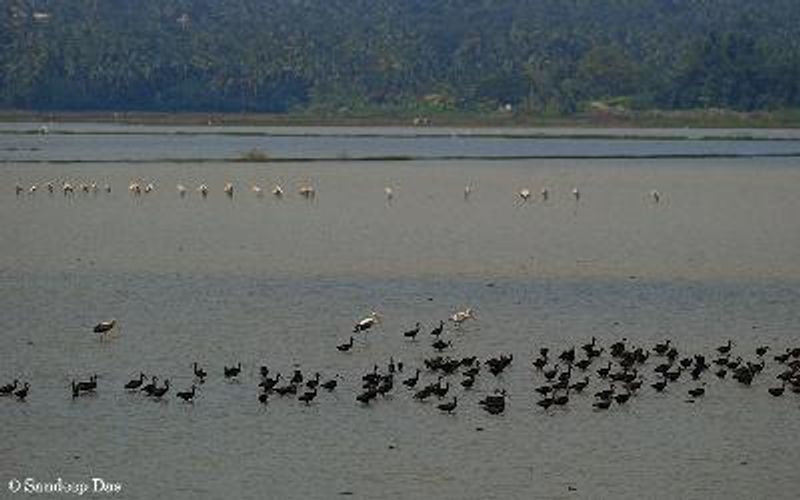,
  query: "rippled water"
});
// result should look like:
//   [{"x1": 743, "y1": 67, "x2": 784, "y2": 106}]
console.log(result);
[{"x1": 1, "y1": 126, "x2": 799, "y2": 499}]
